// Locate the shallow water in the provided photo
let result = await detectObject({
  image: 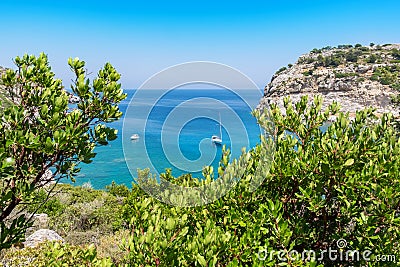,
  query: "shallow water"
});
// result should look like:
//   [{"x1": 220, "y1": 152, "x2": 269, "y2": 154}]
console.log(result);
[{"x1": 62, "y1": 88, "x2": 263, "y2": 189}]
